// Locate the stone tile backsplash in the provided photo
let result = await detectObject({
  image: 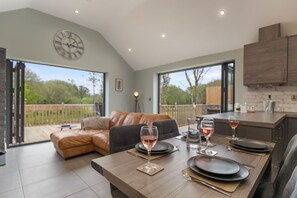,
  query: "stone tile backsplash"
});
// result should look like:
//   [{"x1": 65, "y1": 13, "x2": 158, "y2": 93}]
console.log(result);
[{"x1": 244, "y1": 86, "x2": 297, "y2": 112}]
